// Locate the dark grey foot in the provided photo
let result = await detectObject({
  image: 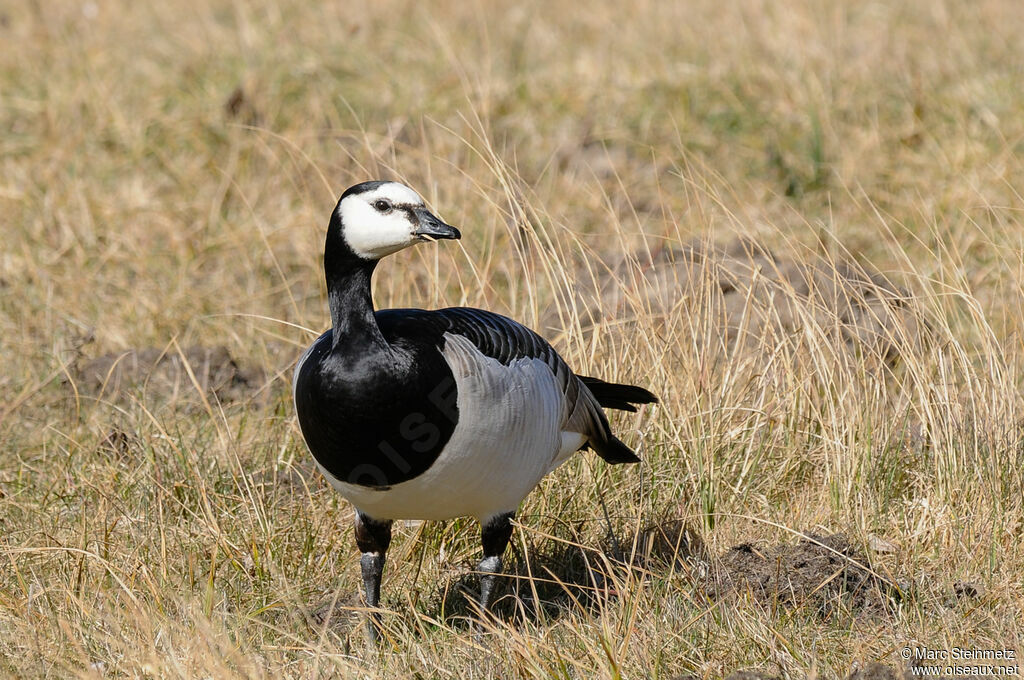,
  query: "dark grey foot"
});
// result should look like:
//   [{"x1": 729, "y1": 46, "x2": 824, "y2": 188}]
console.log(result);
[
  {"x1": 477, "y1": 554, "x2": 504, "y2": 613},
  {"x1": 354, "y1": 513, "x2": 392, "y2": 642},
  {"x1": 360, "y1": 551, "x2": 385, "y2": 641},
  {"x1": 475, "y1": 512, "x2": 515, "y2": 617}
]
